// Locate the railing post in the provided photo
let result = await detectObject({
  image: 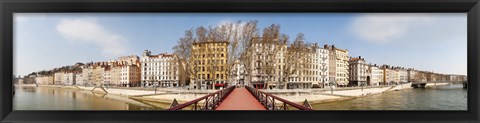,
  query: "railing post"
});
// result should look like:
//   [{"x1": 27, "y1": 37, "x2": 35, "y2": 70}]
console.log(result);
[
  {"x1": 264, "y1": 94, "x2": 267, "y2": 106},
  {"x1": 194, "y1": 102, "x2": 197, "y2": 110},
  {"x1": 283, "y1": 102, "x2": 286, "y2": 110},
  {"x1": 205, "y1": 97, "x2": 209, "y2": 110},
  {"x1": 272, "y1": 99, "x2": 275, "y2": 110}
]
